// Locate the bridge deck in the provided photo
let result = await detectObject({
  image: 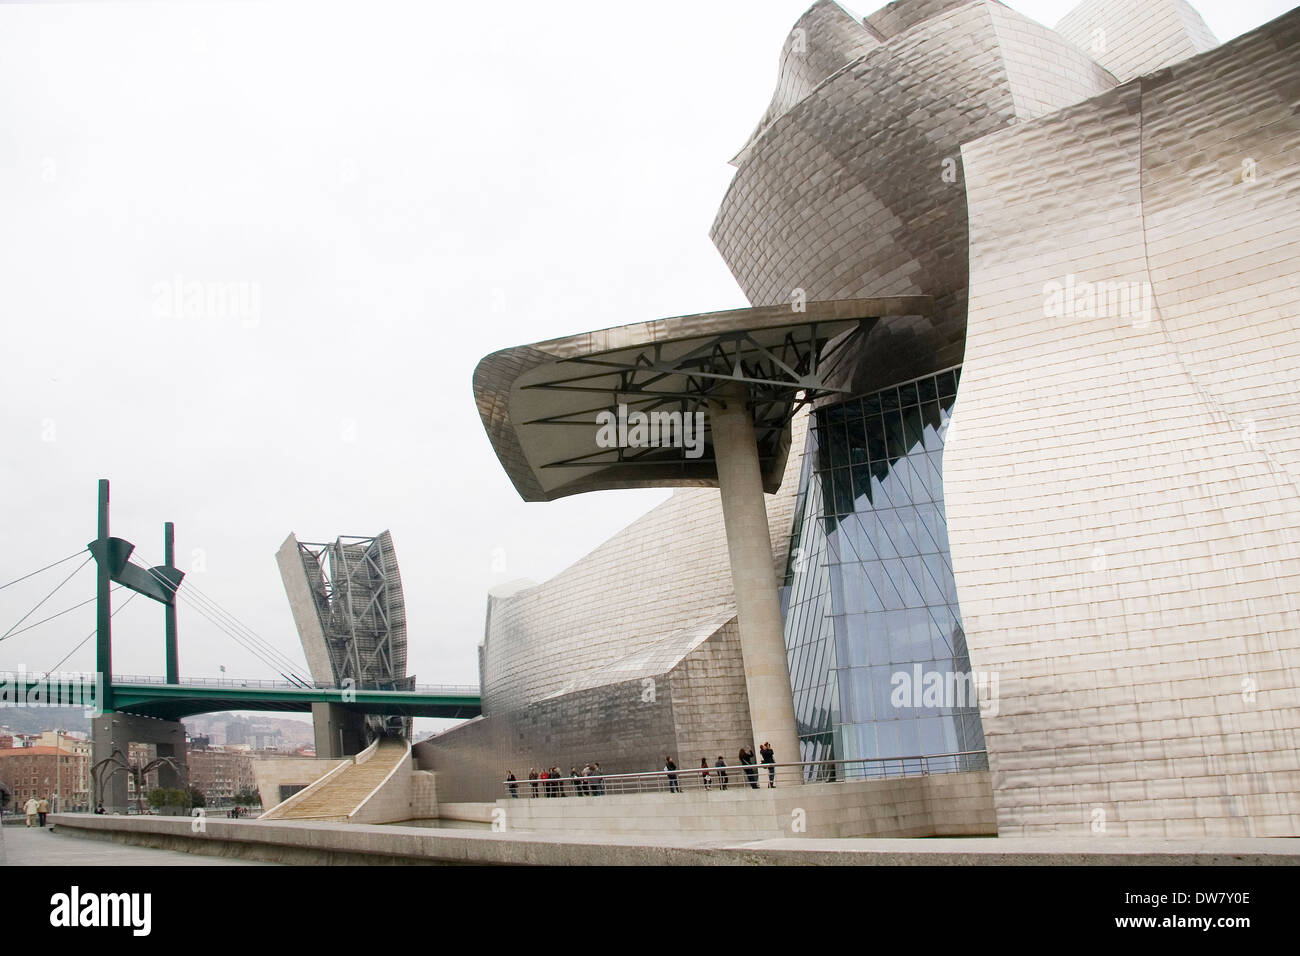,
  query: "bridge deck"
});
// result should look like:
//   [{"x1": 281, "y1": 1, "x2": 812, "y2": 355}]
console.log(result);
[{"x1": 109, "y1": 682, "x2": 481, "y2": 721}]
